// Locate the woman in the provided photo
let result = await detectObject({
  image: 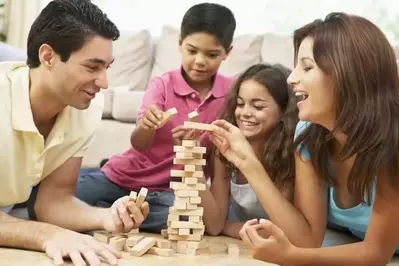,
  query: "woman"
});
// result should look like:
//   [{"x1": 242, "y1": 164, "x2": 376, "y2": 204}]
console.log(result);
[{"x1": 209, "y1": 12, "x2": 399, "y2": 265}]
